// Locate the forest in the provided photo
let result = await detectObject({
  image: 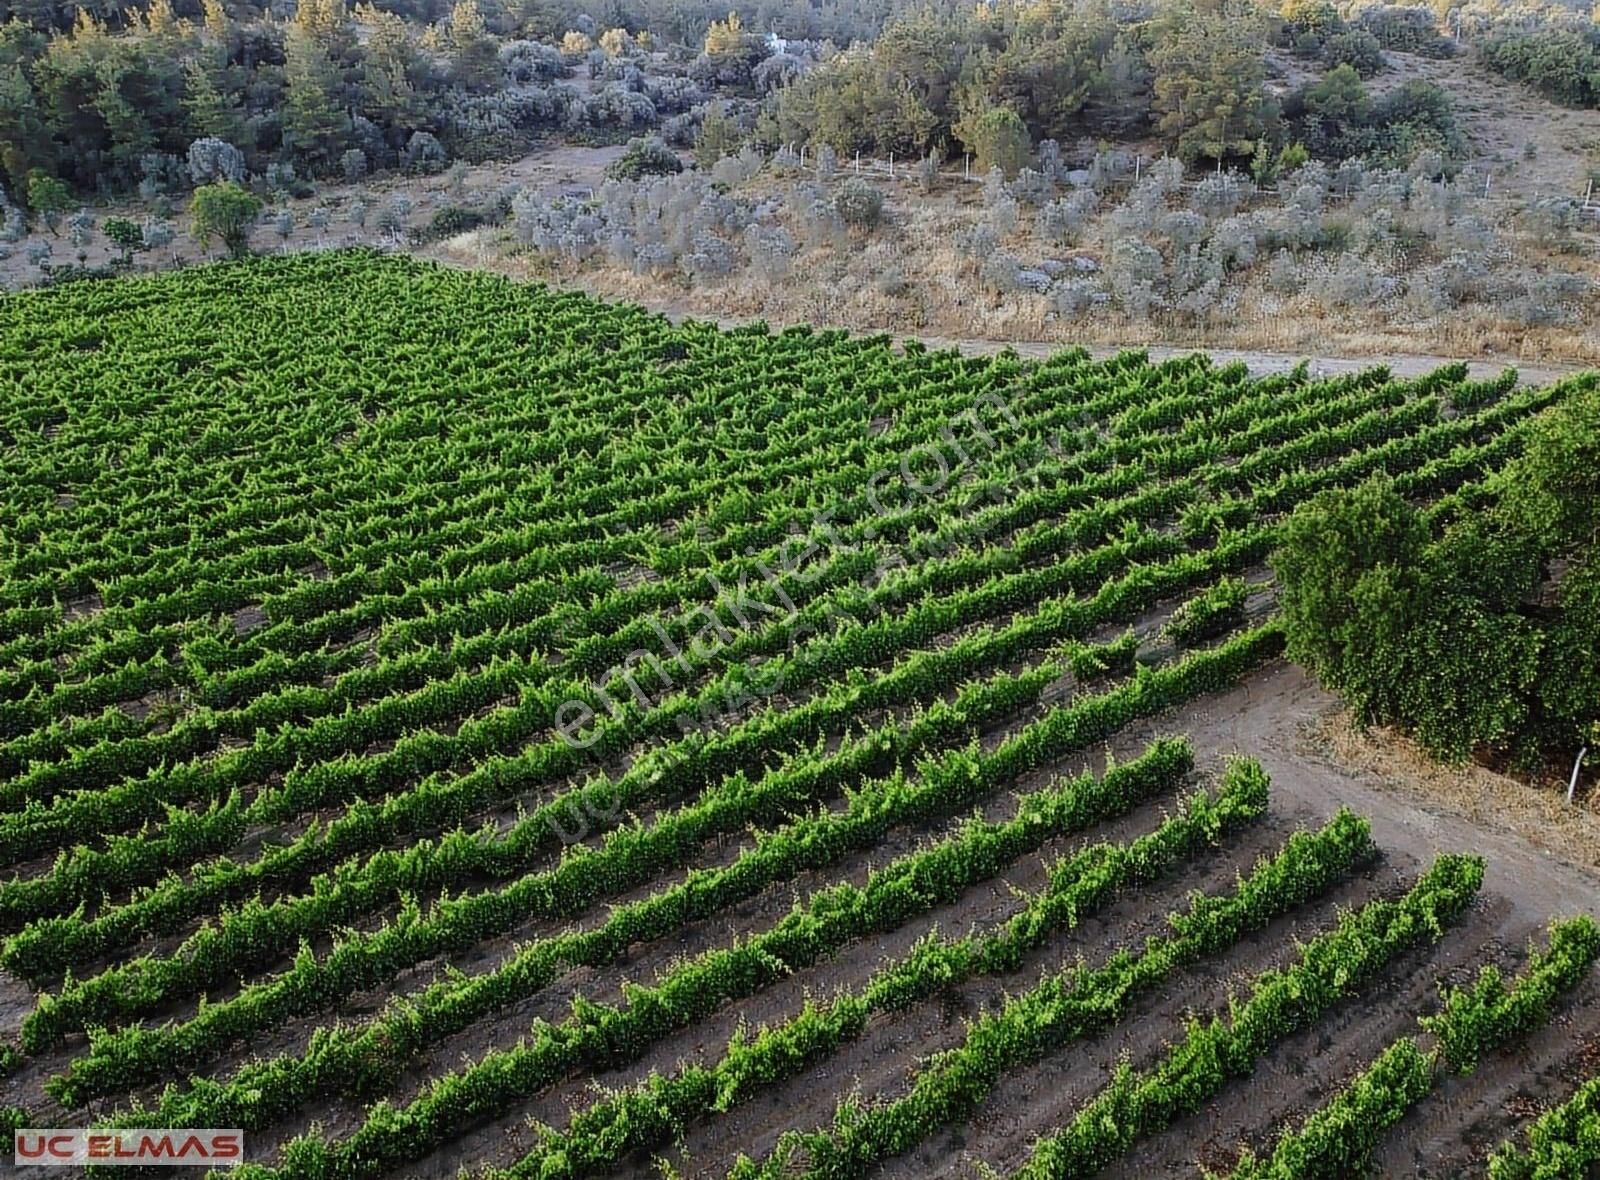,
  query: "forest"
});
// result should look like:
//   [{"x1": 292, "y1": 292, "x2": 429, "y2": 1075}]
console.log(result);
[{"x1": 0, "y1": 0, "x2": 1593, "y2": 205}]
